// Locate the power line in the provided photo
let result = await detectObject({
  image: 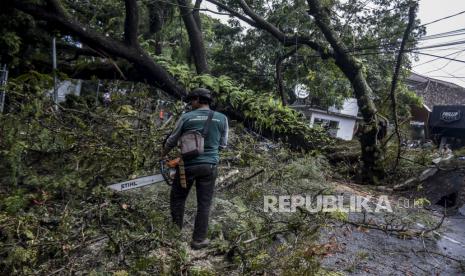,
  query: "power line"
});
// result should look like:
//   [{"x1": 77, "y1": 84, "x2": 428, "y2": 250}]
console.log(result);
[
  {"x1": 420, "y1": 27, "x2": 465, "y2": 40},
  {"x1": 419, "y1": 75, "x2": 465, "y2": 79},
  {"x1": 336, "y1": 19, "x2": 465, "y2": 54},
  {"x1": 411, "y1": 51, "x2": 465, "y2": 64},
  {"x1": 419, "y1": 30, "x2": 465, "y2": 41},
  {"x1": 413, "y1": 49, "x2": 465, "y2": 67},
  {"x1": 348, "y1": 36, "x2": 465, "y2": 55},
  {"x1": 307, "y1": 41, "x2": 465, "y2": 61},
  {"x1": 450, "y1": 65, "x2": 465, "y2": 74},
  {"x1": 439, "y1": 69, "x2": 465, "y2": 86},
  {"x1": 422, "y1": 50, "x2": 465, "y2": 74},
  {"x1": 422, "y1": 27, "x2": 465, "y2": 38},
  {"x1": 418, "y1": 47, "x2": 465, "y2": 52},
  {"x1": 417, "y1": 38, "x2": 465, "y2": 50},
  {"x1": 420, "y1": 9, "x2": 465, "y2": 27}
]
